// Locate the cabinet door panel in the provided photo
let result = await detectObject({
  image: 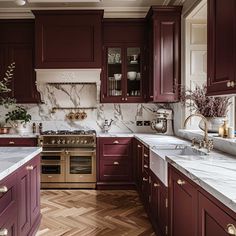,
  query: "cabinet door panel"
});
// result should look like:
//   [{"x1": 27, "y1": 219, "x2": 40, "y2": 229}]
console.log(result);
[
  {"x1": 0, "y1": 138, "x2": 37, "y2": 147},
  {"x1": 169, "y1": 167, "x2": 198, "y2": 236},
  {"x1": 199, "y1": 192, "x2": 236, "y2": 236},
  {"x1": 17, "y1": 165, "x2": 31, "y2": 236},
  {"x1": 30, "y1": 156, "x2": 41, "y2": 225},
  {"x1": 207, "y1": 0, "x2": 236, "y2": 95}
]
